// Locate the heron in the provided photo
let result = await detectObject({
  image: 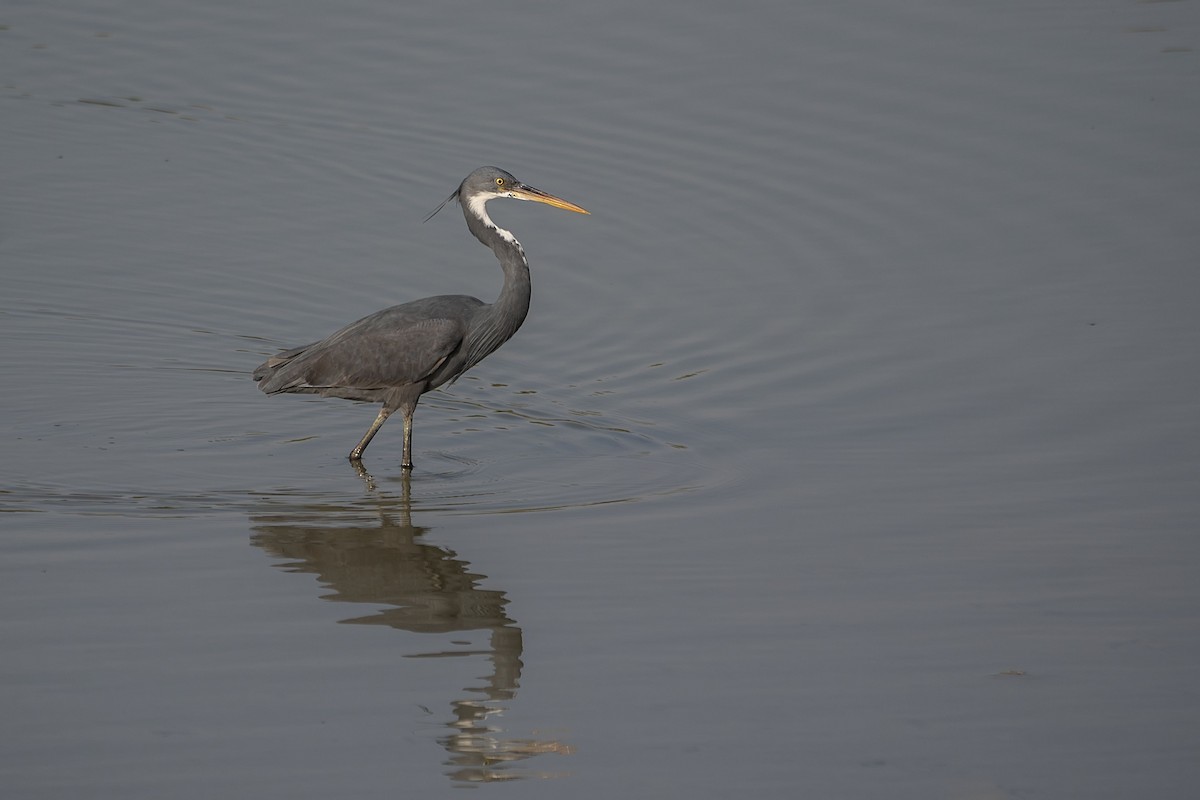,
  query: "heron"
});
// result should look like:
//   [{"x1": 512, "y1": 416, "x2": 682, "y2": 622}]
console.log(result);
[{"x1": 253, "y1": 166, "x2": 589, "y2": 469}]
